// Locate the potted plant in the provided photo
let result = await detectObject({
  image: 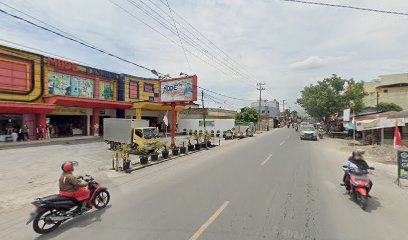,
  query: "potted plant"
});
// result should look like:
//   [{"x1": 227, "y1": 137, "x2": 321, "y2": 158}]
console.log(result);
[
  {"x1": 216, "y1": 130, "x2": 220, "y2": 138},
  {"x1": 201, "y1": 131, "x2": 209, "y2": 148},
  {"x1": 194, "y1": 133, "x2": 202, "y2": 150},
  {"x1": 211, "y1": 130, "x2": 215, "y2": 137},
  {"x1": 189, "y1": 129, "x2": 193, "y2": 136},
  {"x1": 137, "y1": 145, "x2": 149, "y2": 164},
  {"x1": 150, "y1": 140, "x2": 164, "y2": 161},
  {"x1": 199, "y1": 129, "x2": 203, "y2": 135},
  {"x1": 188, "y1": 137, "x2": 195, "y2": 151},
  {"x1": 222, "y1": 131, "x2": 226, "y2": 138},
  {"x1": 194, "y1": 130, "x2": 198, "y2": 136},
  {"x1": 206, "y1": 131, "x2": 212, "y2": 147},
  {"x1": 171, "y1": 145, "x2": 180, "y2": 156},
  {"x1": 180, "y1": 142, "x2": 187, "y2": 154},
  {"x1": 162, "y1": 143, "x2": 170, "y2": 159},
  {"x1": 182, "y1": 129, "x2": 187, "y2": 135}
]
